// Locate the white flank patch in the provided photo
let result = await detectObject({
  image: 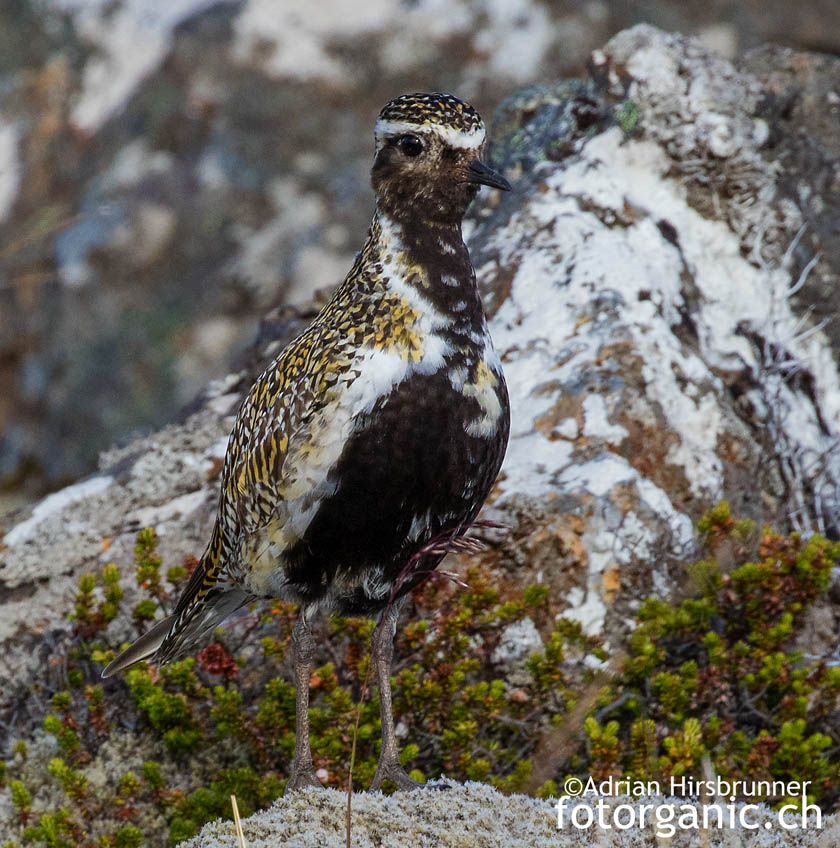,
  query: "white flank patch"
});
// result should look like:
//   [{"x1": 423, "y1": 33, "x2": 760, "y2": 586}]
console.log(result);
[
  {"x1": 464, "y1": 362, "x2": 504, "y2": 437},
  {"x1": 448, "y1": 365, "x2": 468, "y2": 390},
  {"x1": 0, "y1": 123, "x2": 20, "y2": 224},
  {"x1": 375, "y1": 119, "x2": 485, "y2": 150},
  {"x1": 3, "y1": 476, "x2": 114, "y2": 547},
  {"x1": 347, "y1": 346, "x2": 414, "y2": 415},
  {"x1": 344, "y1": 334, "x2": 449, "y2": 410}
]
